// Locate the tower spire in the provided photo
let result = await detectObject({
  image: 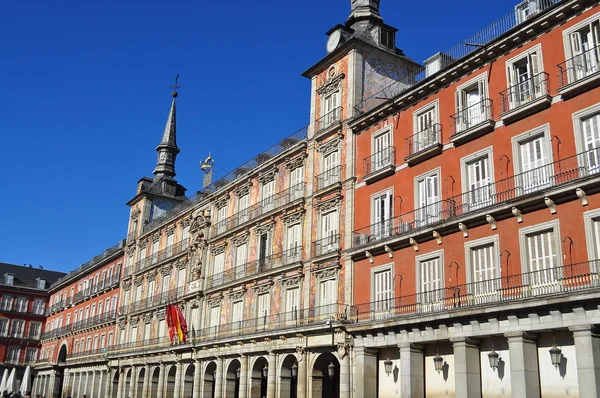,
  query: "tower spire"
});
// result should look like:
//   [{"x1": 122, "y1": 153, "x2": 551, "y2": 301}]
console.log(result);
[
  {"x1": 347, "y1": 0, "x2": 382, "y2": 31},
  {"x1": 153, "y1": 76, "x2": 181, "y2": 178}
]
